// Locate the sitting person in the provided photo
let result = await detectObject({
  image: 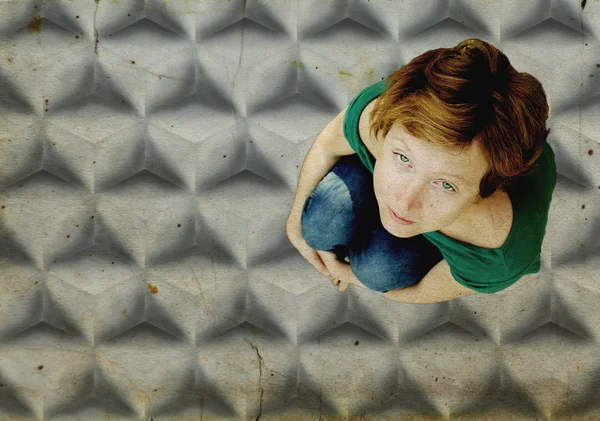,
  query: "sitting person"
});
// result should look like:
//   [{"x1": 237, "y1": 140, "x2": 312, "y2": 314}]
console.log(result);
[{"x1": 286, "y1": 38, "x2": 556, "y2": 302}]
